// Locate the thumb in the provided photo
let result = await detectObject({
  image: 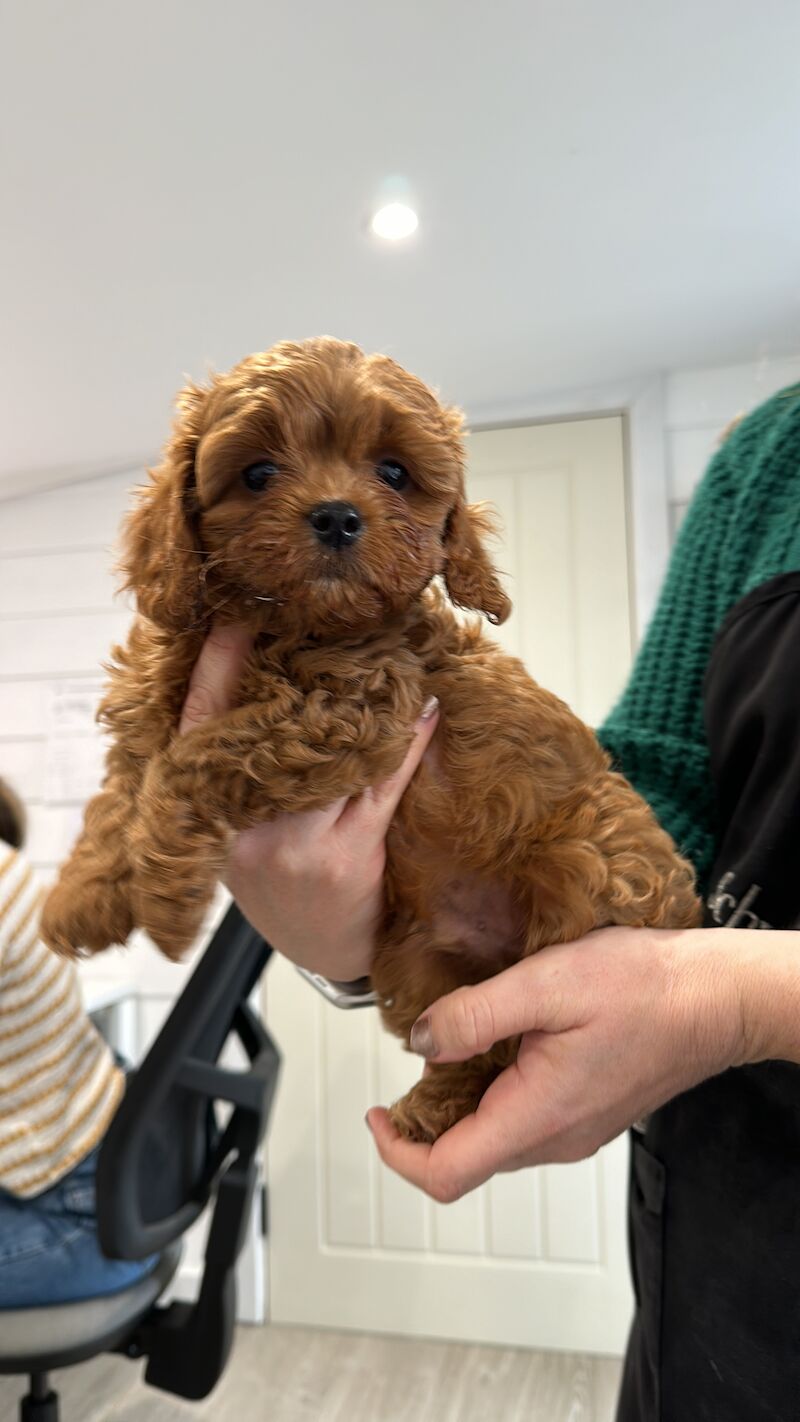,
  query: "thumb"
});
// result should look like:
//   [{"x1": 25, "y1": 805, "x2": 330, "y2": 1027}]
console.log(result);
[
  {"x1": 409, "y1": 956, "x2": 574, "y2": 1062},
  {"x1": 179, "y1": 622, "x2": 254, "y2": 734}
]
